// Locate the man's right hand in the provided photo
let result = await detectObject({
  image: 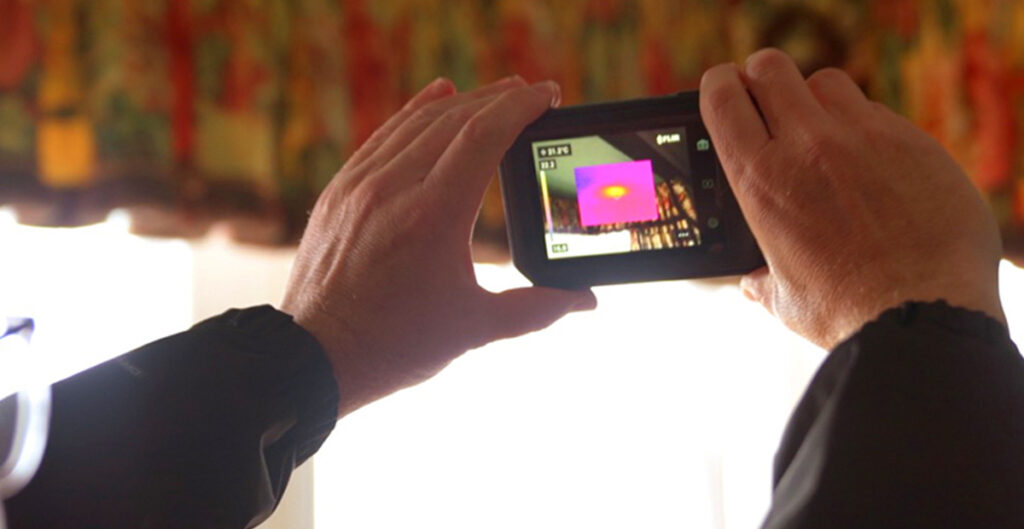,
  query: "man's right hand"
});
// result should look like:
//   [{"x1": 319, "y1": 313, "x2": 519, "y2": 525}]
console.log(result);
[{"x1": 700, "y1": 48, "x2": 1006, "y2": 349}]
